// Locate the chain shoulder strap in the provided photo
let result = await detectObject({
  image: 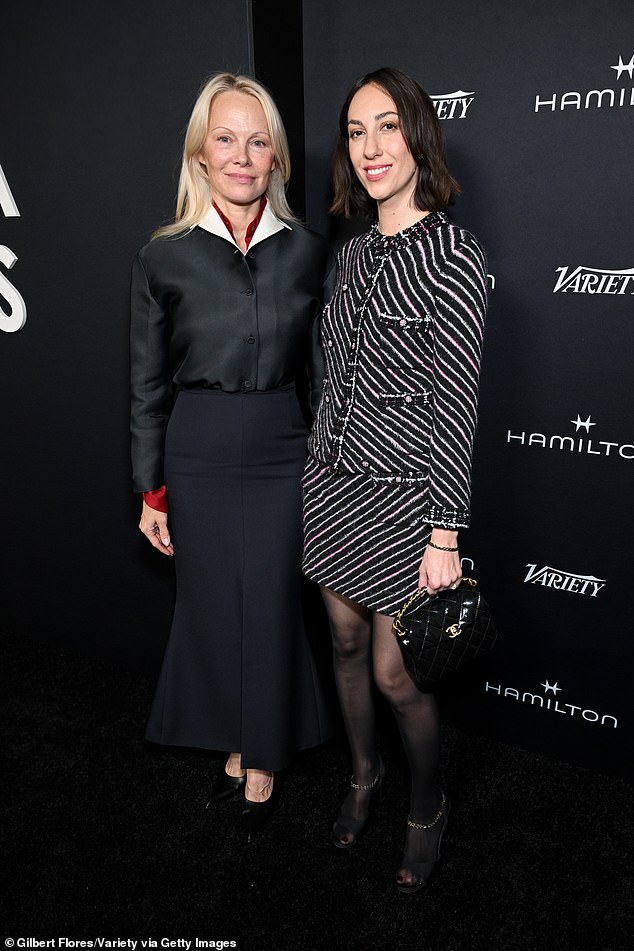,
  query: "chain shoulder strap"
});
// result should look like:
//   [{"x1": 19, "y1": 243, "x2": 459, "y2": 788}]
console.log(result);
[{"x1": 393, "y1": 578, "x2": 478, "y2": 637}]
